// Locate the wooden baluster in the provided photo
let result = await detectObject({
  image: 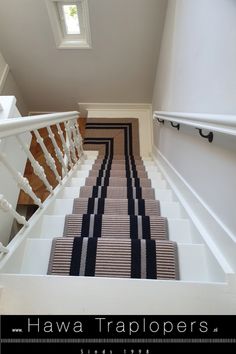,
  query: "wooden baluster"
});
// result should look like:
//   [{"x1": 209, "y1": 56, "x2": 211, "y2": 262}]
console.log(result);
[
  {"x1": 16, "y1": 135, "x2": 54, "y2": 195},
  {"x1": 0, "y1": 194, "x2": 28, "y2": 230},
  {"x1": 0, "y1": 152, "x2": 43, "y2": 208},
  {"x1": 64, "y1": 121, "x2": 77, "y2": 164},
  {"x1": 56, "y1": 123, "x2": 73, "y2": 170},
  {"x1": 47, "y1": 126, "x2": 68, "y2": 176},
  {"x1": 33, "y1": 130, "x2": 62, "y2": 184}
]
